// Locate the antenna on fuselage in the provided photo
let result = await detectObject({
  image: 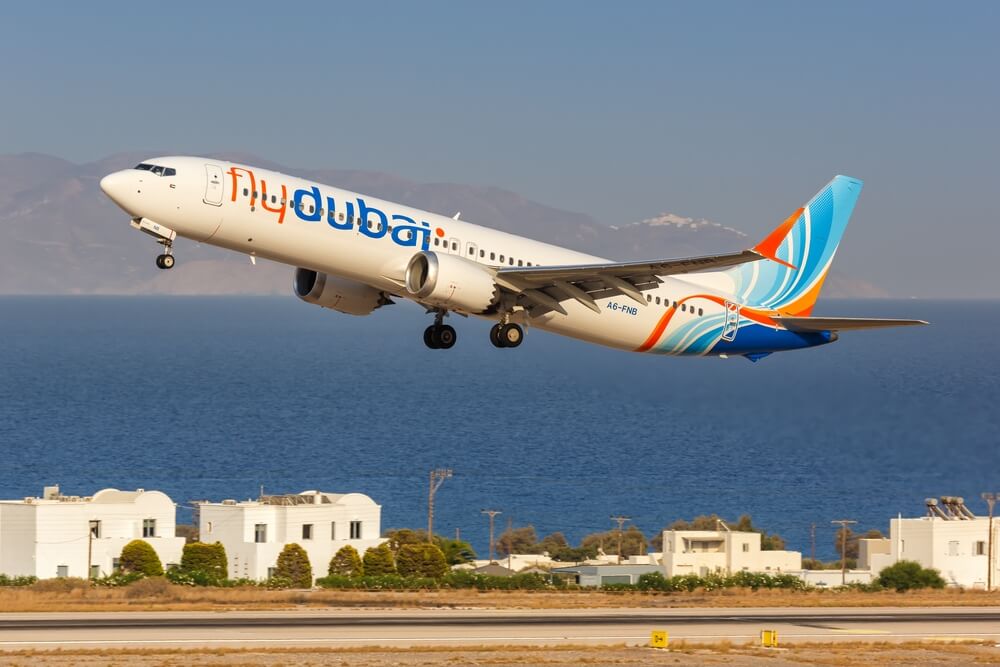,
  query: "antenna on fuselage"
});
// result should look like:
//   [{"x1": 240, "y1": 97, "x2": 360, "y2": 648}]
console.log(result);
[{"x1": 452, "y1": 212, "x2": 461, "y2": 220}]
